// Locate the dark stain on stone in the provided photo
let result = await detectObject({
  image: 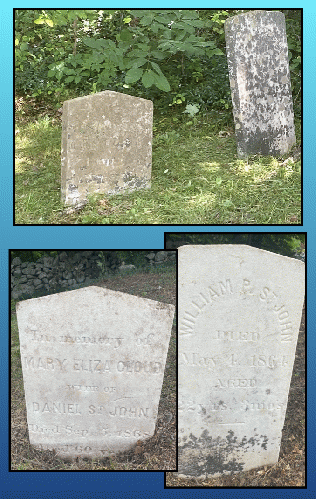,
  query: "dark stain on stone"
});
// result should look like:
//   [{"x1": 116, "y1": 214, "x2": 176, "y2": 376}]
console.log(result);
[{"x1": 179, "y1": 429, "x2": 270, "y2": 477}]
